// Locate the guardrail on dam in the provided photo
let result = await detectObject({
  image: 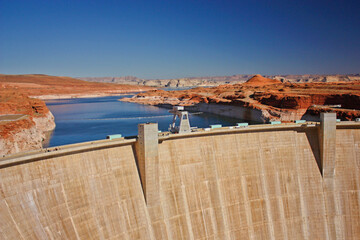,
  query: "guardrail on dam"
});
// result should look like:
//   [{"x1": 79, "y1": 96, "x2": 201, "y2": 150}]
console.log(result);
[{"x1": 0, "y1": 113, "x2": 359, "y2": 239}]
